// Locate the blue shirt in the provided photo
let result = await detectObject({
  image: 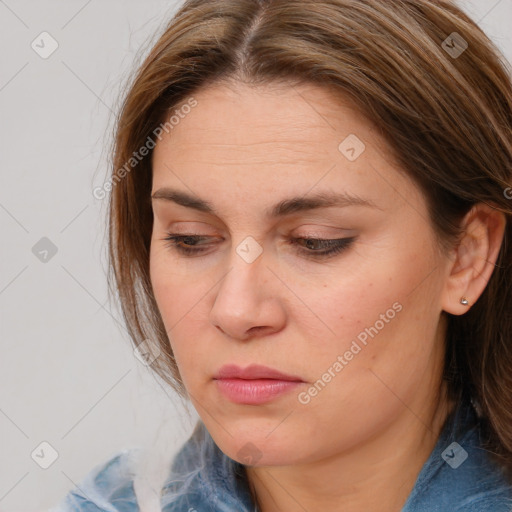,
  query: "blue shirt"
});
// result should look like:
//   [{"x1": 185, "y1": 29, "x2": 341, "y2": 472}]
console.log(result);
[{"x1": 51, "y1": 395, "x2": 512, "y2": 511}]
